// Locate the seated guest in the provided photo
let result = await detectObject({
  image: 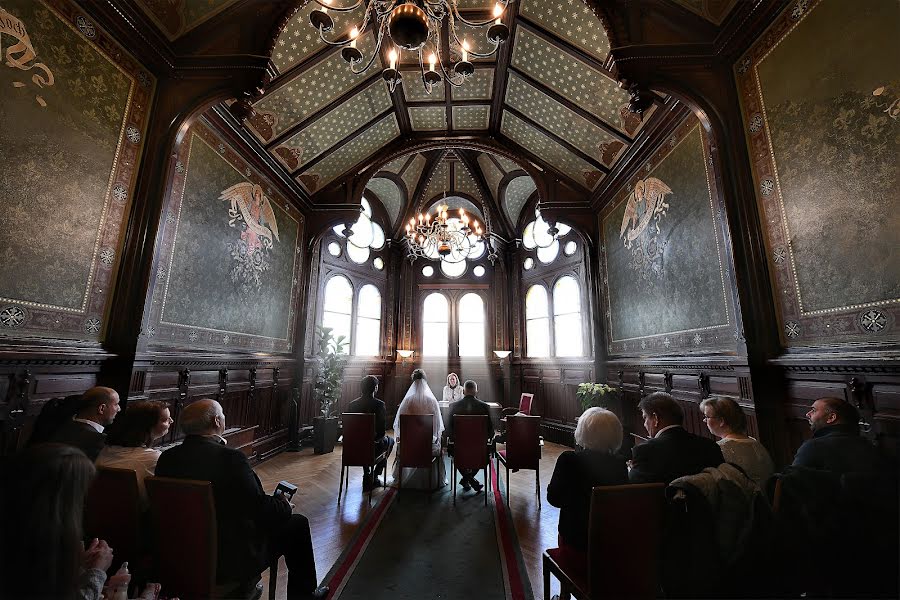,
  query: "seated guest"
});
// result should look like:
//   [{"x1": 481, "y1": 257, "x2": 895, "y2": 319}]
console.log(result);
[
  {"x1": 0, "y1": 444, "x2": 113, "y2": 600},
  {"x1": 447, "y1": 380, "x2": 492, "y2": 492},
  {"x1": 547, "y1": 408, "x2": 627, "y2": 563},
  {"x1": 155, "y1": 399, "x2": 327, "y2": 600},
  {"x1": 700, "y1": 396, "x2": 774, "y2": 485},
  {"x1": 347, "y1": 375, "x2": 394, "y2": 490},
  {"x1": 49, "y1": 386, "x2": 121, "y2": 461},
  {"x1": 442, "y1": 372, "x2": 463, "y2": 403},
  {"x1": 96, "y1": 400, "x2": 173, "y2": 506},
  {"x1": 793, "y1": 396, "x2": 882, "y2": 474},
  {"x1": 392, "y1": 369, "x2": 446, "y2": 489},
  {"x1": 629, "y1": 392, "x2": 724, "y2": 484}
]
